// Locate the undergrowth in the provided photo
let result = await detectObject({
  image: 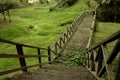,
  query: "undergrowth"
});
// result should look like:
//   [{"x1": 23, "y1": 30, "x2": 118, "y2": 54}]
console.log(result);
[
  {"x1": 0, "y1": 0, "x2": 90, "y2": 79},
  {"x1": 53, "y1": 51, "x2": 86, "y2": 66}
]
